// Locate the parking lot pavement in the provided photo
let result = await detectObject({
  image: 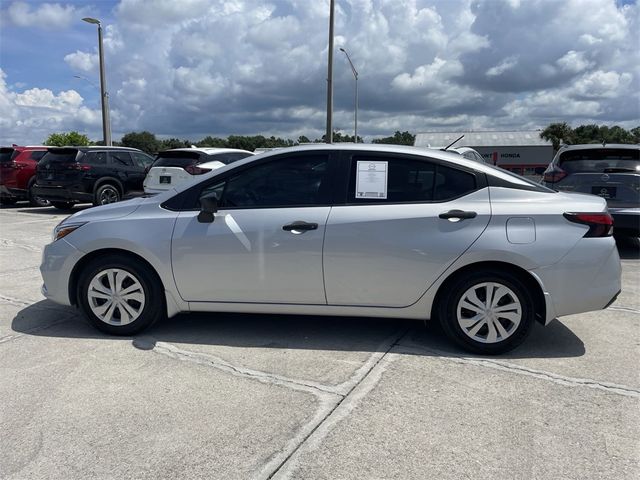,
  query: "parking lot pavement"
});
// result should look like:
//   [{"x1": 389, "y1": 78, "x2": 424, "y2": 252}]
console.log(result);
[{"x1": 1, "y1": 204, "x2": 639, "y2": 480}]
